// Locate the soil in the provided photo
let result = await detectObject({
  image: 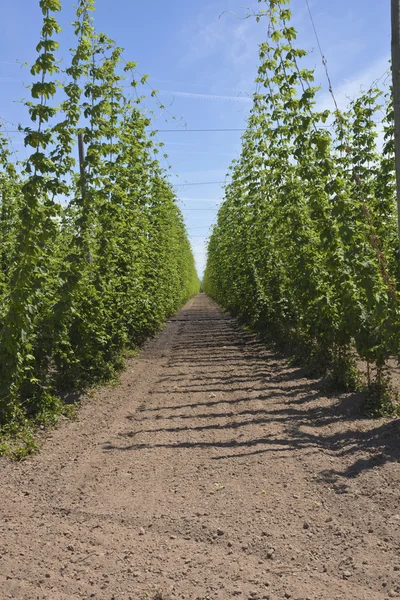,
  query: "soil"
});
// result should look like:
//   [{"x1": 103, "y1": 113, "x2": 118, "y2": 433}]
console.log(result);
[{"x1": 1, "y1": 293, "x2": 400, "y2": 600}]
